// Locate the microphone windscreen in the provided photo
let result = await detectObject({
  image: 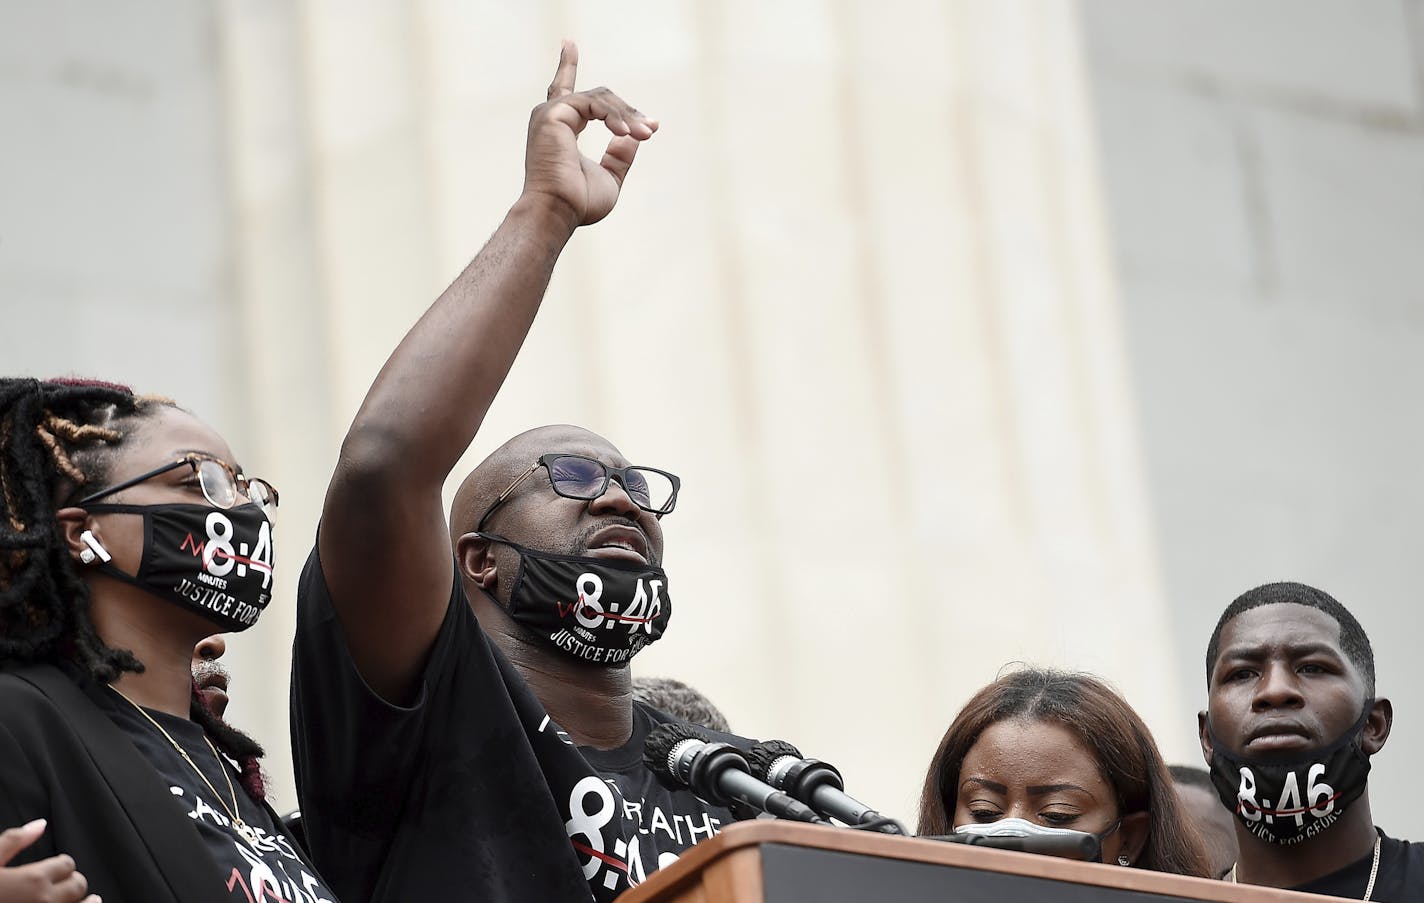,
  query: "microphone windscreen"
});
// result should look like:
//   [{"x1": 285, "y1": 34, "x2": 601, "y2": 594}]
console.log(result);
[
  {"x1": 642, "y1": 722, "x2": 712, "y2": 787},
  {"x1": 745, "y1": 739, "x2": 803, "y2": 781}
]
